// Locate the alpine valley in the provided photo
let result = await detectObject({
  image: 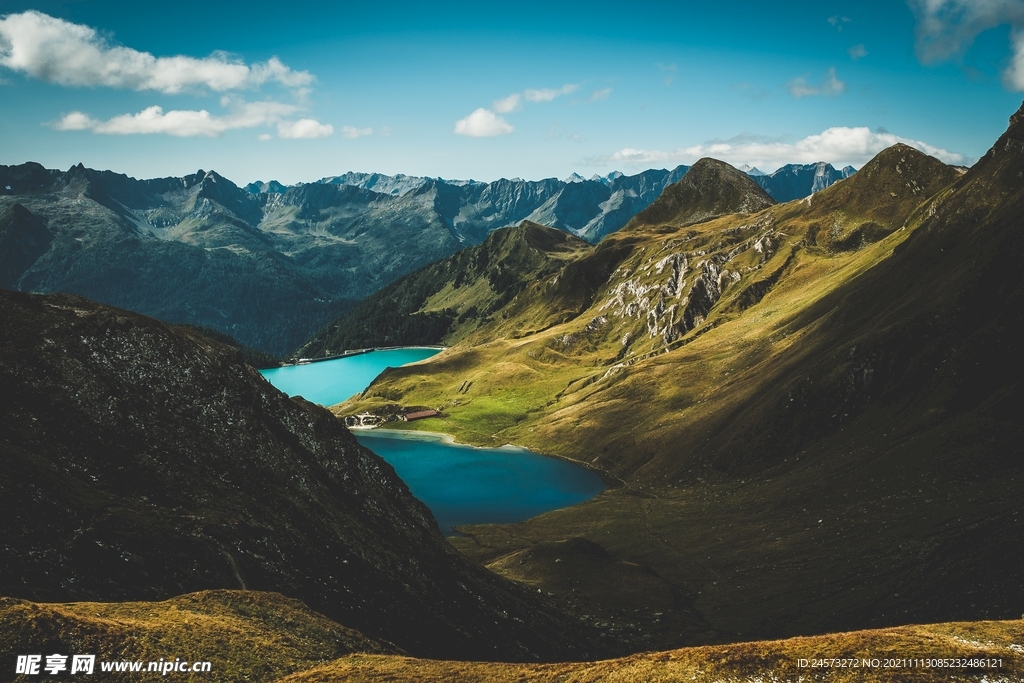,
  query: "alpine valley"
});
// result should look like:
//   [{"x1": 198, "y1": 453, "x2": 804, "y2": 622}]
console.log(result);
[
  {"x1": 2, "y1": 102, "x2": 1023, "y2": 683},
  {"x1": 0, "y1": 161, "x2": 851, "y2": 356}
]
